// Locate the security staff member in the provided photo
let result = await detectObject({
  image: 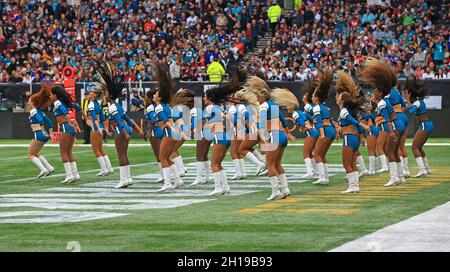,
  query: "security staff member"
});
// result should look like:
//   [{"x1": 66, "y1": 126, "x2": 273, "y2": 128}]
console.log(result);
[
  {"x1": 81, "y1": 91, "x2": 91, "y2": 144},
  {"x1": 268, "y1": 0, "x2": 282, "y2": 37},
  {"x1": 206, "y1": 57, "x2": 226, "y2": 82}
]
